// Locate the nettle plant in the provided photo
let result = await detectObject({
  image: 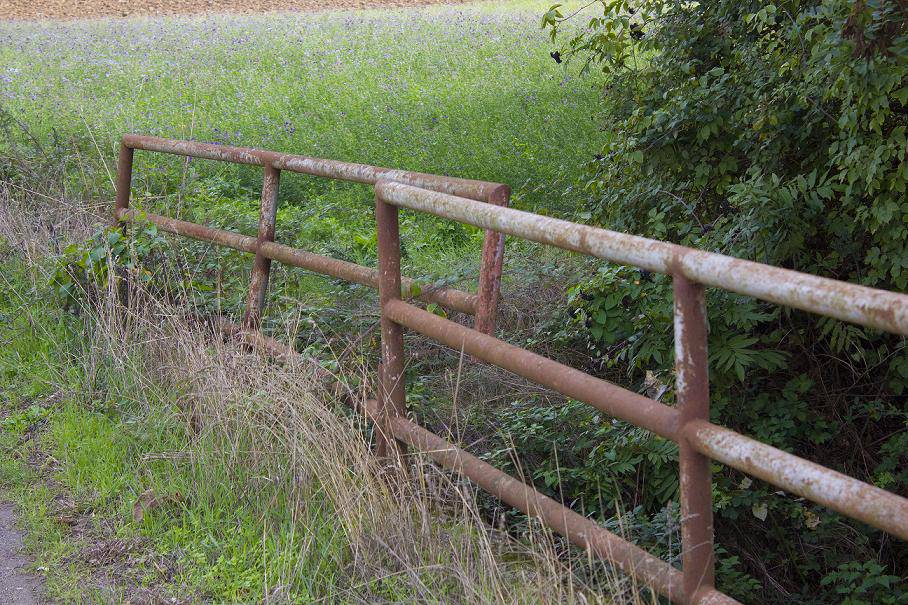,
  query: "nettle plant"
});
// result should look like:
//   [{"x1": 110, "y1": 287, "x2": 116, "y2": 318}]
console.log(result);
[{"x1": 533, "y1": 1, "x2": 908, "y2": 602}]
